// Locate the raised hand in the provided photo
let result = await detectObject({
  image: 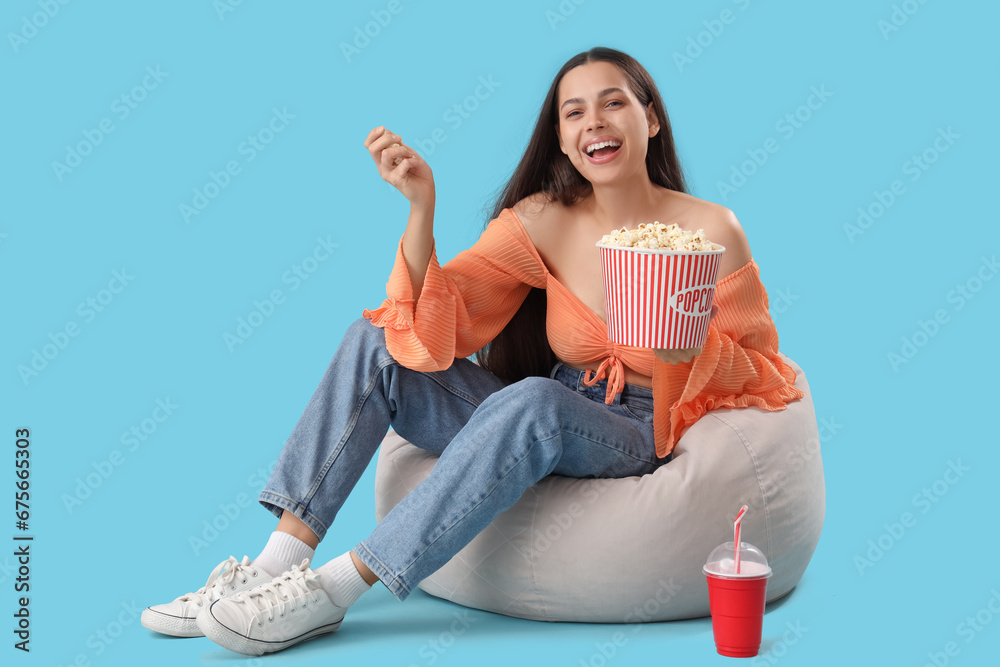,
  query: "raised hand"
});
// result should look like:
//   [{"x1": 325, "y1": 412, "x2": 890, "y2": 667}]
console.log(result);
[{"x1": 363, "y1": 126, "x2": 435, "y2": 207}]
